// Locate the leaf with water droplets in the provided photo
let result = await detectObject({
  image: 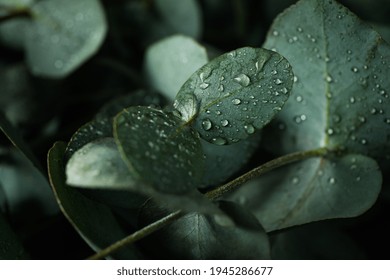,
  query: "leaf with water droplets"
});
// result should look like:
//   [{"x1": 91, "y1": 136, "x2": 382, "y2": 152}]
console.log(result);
[
  {"x1": 174, "y1": 47, "x2": 294, "y2": 145},
  {"x1": 229, "y1": 154, "x2": 381, "y2": 231},
  {"x1": 114, "y1": 106, "x2": 204, "y2": 194},
  {"x1": 65, "y1": 118, "x2": 112, "y2": 162},
  {"x1": 139, "y1": 200, "x2": 270, "y2": 259},
  {"x1": 26, "y1": 0, "x2": 107, "y2": 78},
  {"x1": 48, "y1": 142, "x2": 140, "y2": 259},
  {"x1": 263, "y1": 0, "x2": 390, "y2": 164},
  {"x1": 144, "y1": 35, "x2": 208, "y2": 101}
]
